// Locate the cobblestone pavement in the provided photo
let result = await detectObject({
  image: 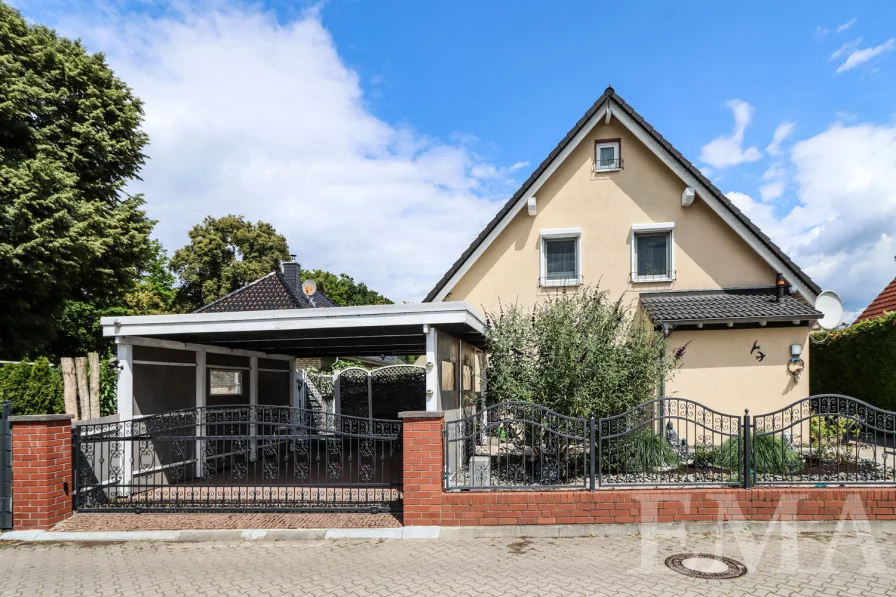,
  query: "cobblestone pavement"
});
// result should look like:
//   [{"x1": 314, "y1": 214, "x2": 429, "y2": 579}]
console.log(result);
[
  {"x1": 53, "y1": 512, "x2": 403, "y2": 531},
  {"x1": 1, "y1": 531, "x2": 895, "y2": 596}
]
